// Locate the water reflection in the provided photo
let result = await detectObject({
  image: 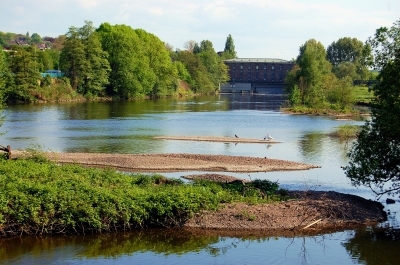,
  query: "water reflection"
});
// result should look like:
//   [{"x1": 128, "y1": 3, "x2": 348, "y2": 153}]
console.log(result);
[
  {"x1": 1, "y1": 227, "x2": 400, "y2": 265},
  {"x1": 342, "y1": 227, "x2": 400, "y2": 265}
]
